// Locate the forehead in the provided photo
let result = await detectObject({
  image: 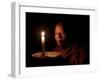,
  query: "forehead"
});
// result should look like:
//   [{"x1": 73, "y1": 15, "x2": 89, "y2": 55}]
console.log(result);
[
  {"x1": 55, "y1": 23, "x2": 64, "y2": 31},
  {"x1": 55, "y1": 23, "x2": 64, "y2": 27}
]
